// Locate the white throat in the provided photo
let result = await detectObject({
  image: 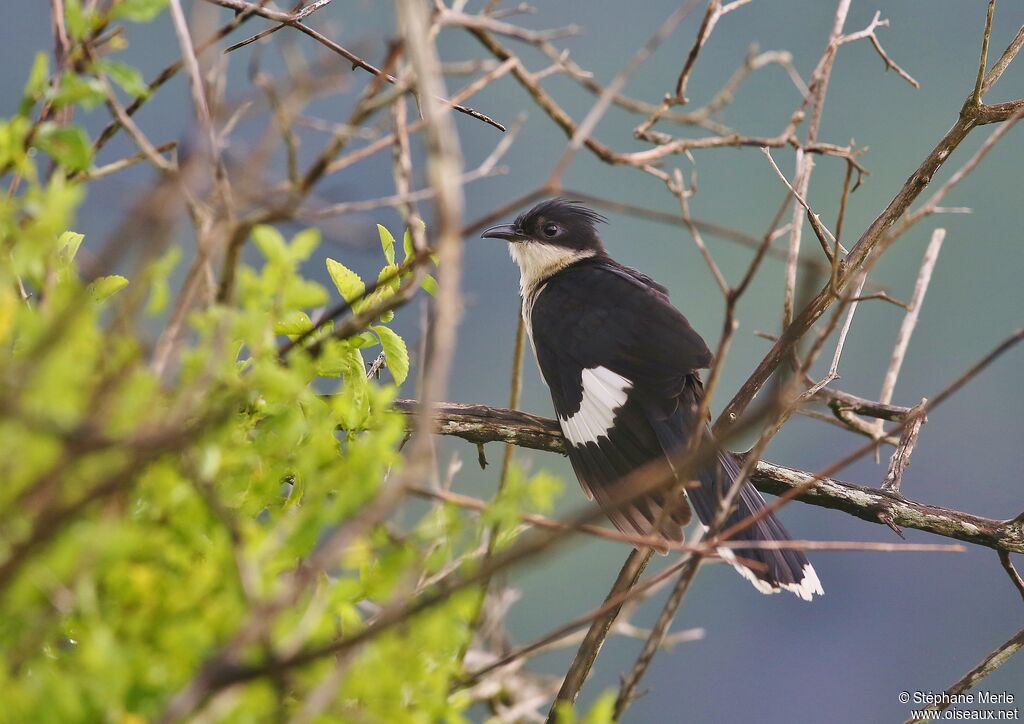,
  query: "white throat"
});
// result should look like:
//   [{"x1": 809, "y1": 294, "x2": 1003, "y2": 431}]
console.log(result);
[{"x1": 509, "y1": 242, "x2": 595, "y2": 298}]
